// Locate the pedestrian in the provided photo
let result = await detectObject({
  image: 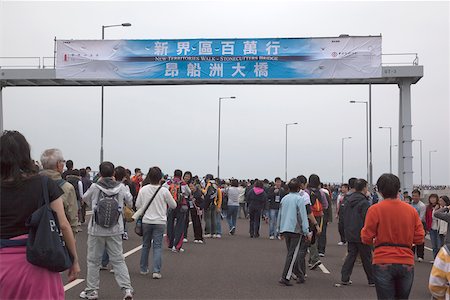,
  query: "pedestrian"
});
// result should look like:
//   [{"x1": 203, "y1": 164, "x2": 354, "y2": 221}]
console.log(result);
[
  {"x1": 426, "y1": 194, "x2": 441, "y2": 259},
  {"x1": 135, "y1": 166, "x2": 177, "y2": 279},
  {"x1": 336, "y1": 183, "x2": 350, "y2": 245},
  {"x1": 80, "y1": 168, "x2": 93, "y2": 223},
  {"x1": 339, "y1": 179, "x2": 375, "y2": 287},
  {"x1": 40, "y1": 149, "x2": 79, "y2": 236},
  {"x1": 238, "y1": 181, "x2": 247, "y2": 219},
  {"x1": 305, "y1": 174, "x2": 329, "y2": 270},
  {"x1": 428, "y1": 241, "x2": 450, "y2": 300},
  {"x1": 0, "y1": 131, "x2": 80, "y2": 299},
  {"x1": 246, "y1": 180, "x2": 268, "y2": 238},
  {"x1": 225, "y1": 179, "x2": 240, "y2": 235},
  {"x1": 188, "y1": 181, "x2": 205, "y2": 243},
  {"x1": 80, "y1": 161, "x2": 134, "y2": 300},
  {"x1": 267, "y1": 177, "x2": 286, "y2": 239},
  {"x1": 277, "y1": 178, "x2": 311, "y2": 286},
  {"x1": 62, "y1": 159, "x2": 74, "y2": 179},
  {"x1": 165, "y1": 169, "x2": 190, "y2": 252},
  {"x1": 411, "y1": 189, "x2": 426, "y2": 262},
  {"x1": 202, "y1": 174, "x2": 222, "y2": 238},
  {"x1": 318, "y1": 182, "x2": 333, "y2": 256},
  {"x1": 361, "y1": 173, "x2": 424, "y2": 299},
  {"x1": 183, "y1": 171, "x2": 193, "y2": 243},
  {"x1": 434, "y1": 196, "x2": 450, "y2": 254}
]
